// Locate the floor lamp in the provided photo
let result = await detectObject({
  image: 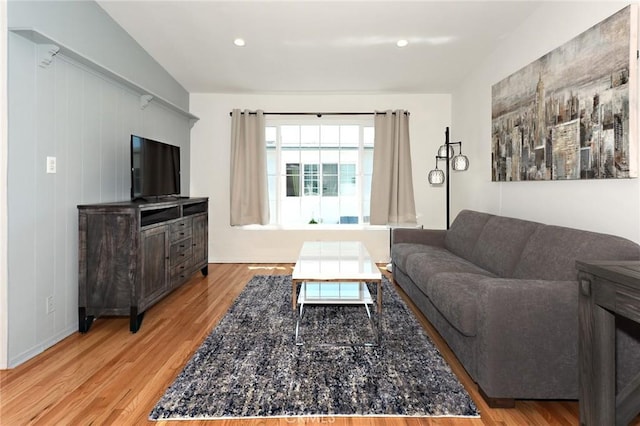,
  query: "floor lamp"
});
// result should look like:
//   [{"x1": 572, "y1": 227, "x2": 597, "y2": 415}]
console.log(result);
[{"x1": 427, "y1": 127, "x2": 469, "y2": 229}]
